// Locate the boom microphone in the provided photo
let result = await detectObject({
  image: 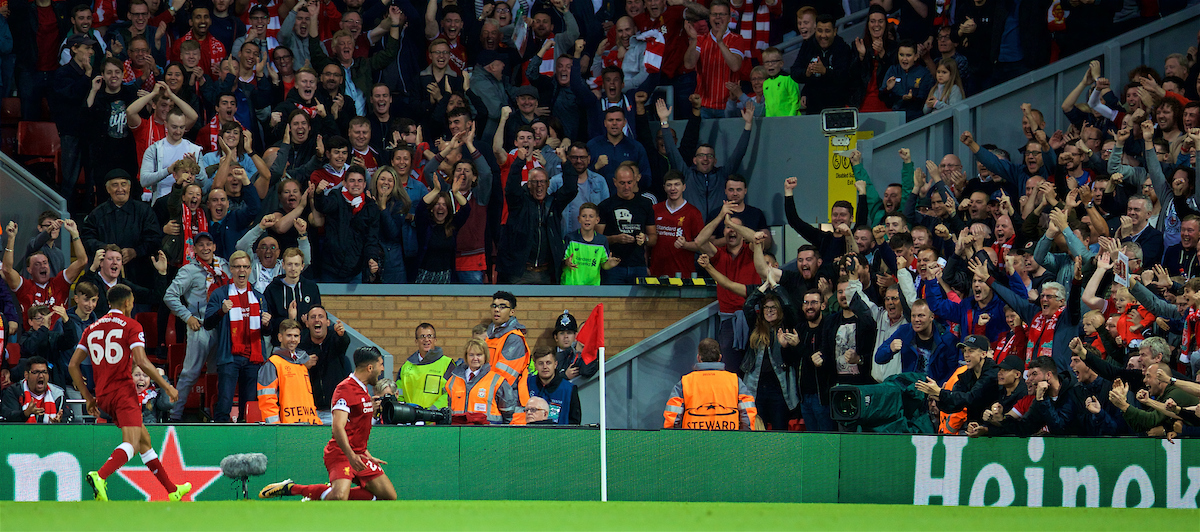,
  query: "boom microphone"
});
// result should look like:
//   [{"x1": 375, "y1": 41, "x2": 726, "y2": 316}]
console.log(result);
[{"x1": 221, "y1": 453, "x2": 268, "y2": 499}]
